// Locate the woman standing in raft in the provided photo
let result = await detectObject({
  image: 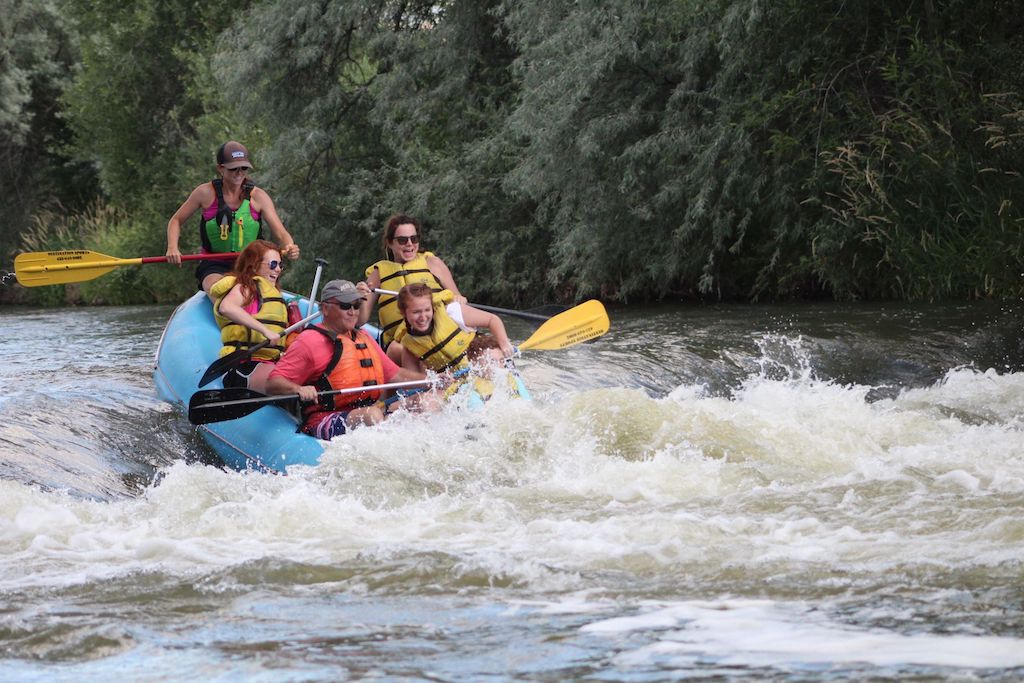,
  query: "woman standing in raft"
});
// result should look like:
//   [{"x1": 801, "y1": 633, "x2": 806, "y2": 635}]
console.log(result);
[
  {"x1": 166, "y1": 140, "x2": 300, "y2": 294},
  {"x1": 393, "y1": 283, "x2": 514, "y2": 378},
  {"x1": 210, "y1": 240, "x2": 289, "y2": 393},
  {"x1": 358, "y1": 214, "x2": 465, "y2": 362}
]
